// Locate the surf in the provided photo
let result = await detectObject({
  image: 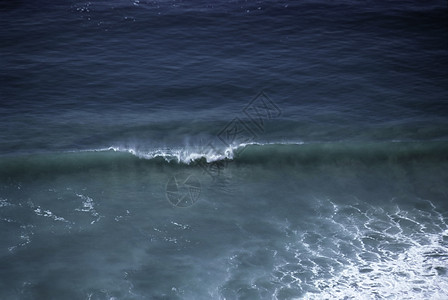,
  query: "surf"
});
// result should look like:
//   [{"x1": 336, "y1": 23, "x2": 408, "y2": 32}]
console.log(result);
[{"x1": 0, "y1": 141, "x2": 447, "y2": 179}]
